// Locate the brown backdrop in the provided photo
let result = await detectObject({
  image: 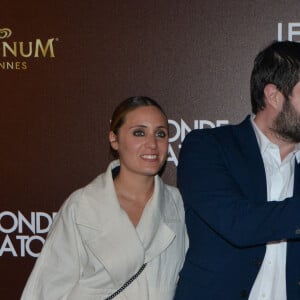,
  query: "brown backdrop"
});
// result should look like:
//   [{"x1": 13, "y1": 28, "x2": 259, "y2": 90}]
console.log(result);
[{"x1": 1, "y1": 1, "x2": 300, "y2": 298}]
